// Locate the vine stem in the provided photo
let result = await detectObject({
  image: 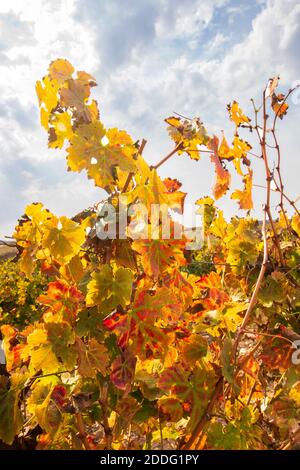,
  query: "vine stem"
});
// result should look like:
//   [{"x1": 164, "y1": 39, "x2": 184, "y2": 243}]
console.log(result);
[
  {"x1": 229, "y1": 94, "x2": 274, "y2": 362},
  {"x1": 99, "y1": 383, "x2": 112, "y2": 449},
  {"x1": 74, "y1": 412, "x2": 93, "y2": 450},
  {"x1": 241, "y1": 328, "x2": 296, "y2": 345},
  {"x1": 122, "y1": 139, "x2": 147, "y2": 193},
  {"x1": 232, "y1": 209, "x2": 268, "y2": 361},
  {"x1": 251, "y1": 95, "x2": 283, "y2": 265},
  {"x1": 179, "y1": 377, "x2": 224, "y2": 450},
  {"x1": 253, "y1": 183, "x2": 299, "y2": 215},
  {"x1": 268, "y1": 84, "x2": 300, "y2": 234},
  {"x1": 0, "y1": 240, "x2": 16, "y2": 247},
  {"x1": 271, "y1": 126, "x2": 289, "y2": 228},
  {"x1": 151, "y1": 142, "x2": 183, "y2": 170},
  {"x1": 122, "y1": 138, "x2": 182, "y2": 193},
  {"x1": 262, "y1": 89, "x2": 284, "y2": 265}
]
